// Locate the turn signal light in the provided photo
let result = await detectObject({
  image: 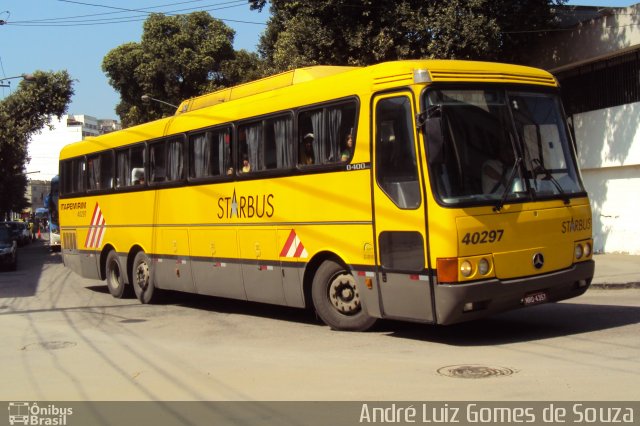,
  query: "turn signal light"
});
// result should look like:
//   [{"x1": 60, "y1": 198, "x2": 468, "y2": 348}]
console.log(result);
[{"x1": 437, "y1": 258, "x2": 459, "y2": 283}]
